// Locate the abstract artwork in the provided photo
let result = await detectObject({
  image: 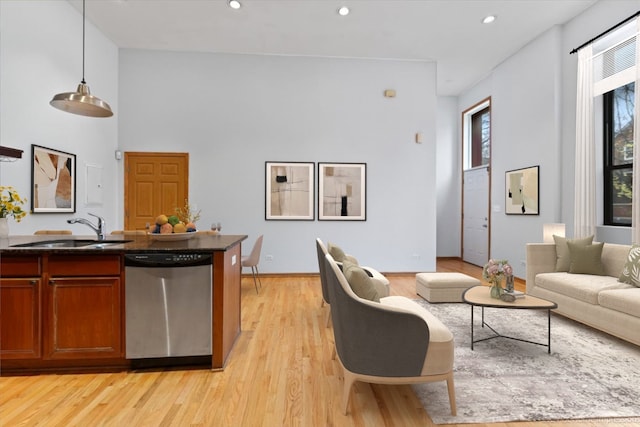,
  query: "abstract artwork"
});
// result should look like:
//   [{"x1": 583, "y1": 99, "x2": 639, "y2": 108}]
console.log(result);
[
  {"x1": 265, "y1": 162, "x2": 314, "y2": 220},
  {"x1": 31, "y1": 145, "x2": 76, "y2": 213},
  {"x1": 318, "y1": 162, "x2": 366, "y2": 221},
  {"x1": 505, "y1": 165, "x2": 539, "y2": 215}
]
